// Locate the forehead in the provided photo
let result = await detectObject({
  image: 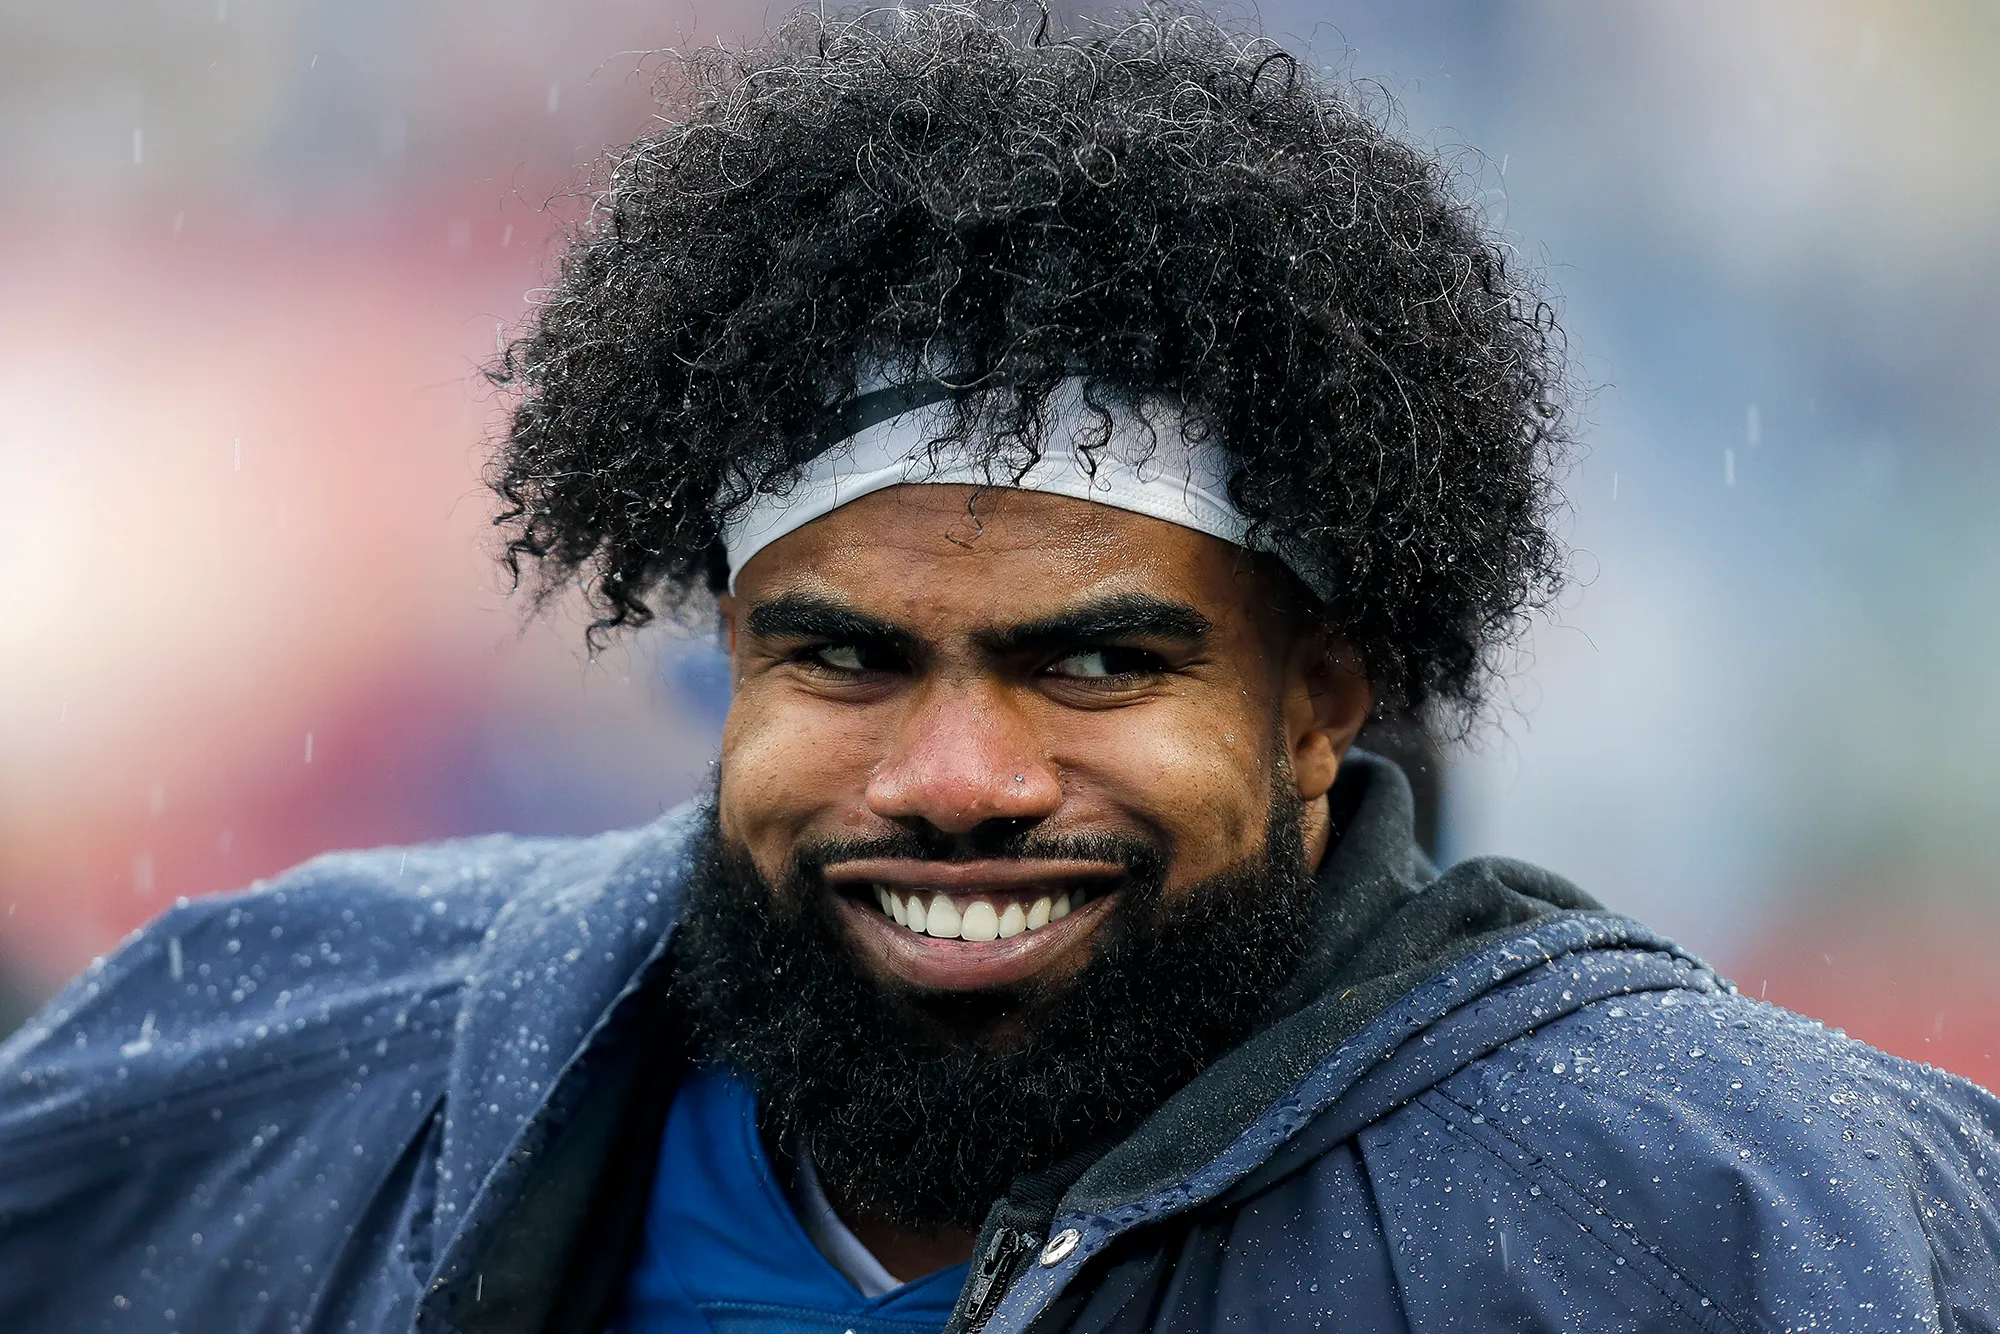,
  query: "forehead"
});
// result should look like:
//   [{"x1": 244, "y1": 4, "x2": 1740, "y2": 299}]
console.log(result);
[{"x1": 732, "y1": 483, "x2": 1267, "y2": 622}]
